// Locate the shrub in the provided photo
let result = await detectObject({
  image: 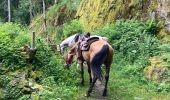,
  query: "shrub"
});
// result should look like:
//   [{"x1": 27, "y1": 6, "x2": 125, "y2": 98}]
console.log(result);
[
  {"x1": 94, "y1": 20, "x2": 160, "y2": 64},
  {"x1": 0, "y1": 23, "x2": 30, "y2": 70},
  {"x1": 63, "y1": 20, "x2": 84, "y2": 38},
  {"x1": 0, "y1": 22, "x2": 80, "y2": 99}
]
